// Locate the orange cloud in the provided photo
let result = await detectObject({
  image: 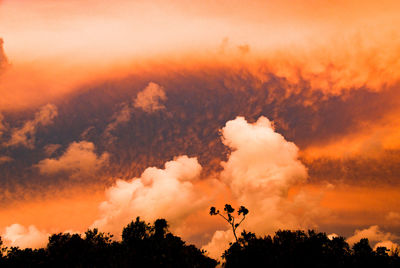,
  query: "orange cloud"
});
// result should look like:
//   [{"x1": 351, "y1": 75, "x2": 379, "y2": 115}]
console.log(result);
[
  {"x1": 134, "y1": 82, "x2": 167, "y2": 113},
  {"x1": 3, "y1": 224, "x2": 49, "y2": 249},
  {"x1": 205, "y1": 116, "x2": 323, "y2": 258},
  {"x1": 36, "y1": 141, "x2": 109, "y2": 179},
  {"x1": 347, "y1": 225, "x2": 399, "y2": 251},
  {"x1": 92, "y1": 155, "x2": 210, "y2": 236},
  {"x1": 3, "y1": 104, "x2": 58, "y2": 148}
]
